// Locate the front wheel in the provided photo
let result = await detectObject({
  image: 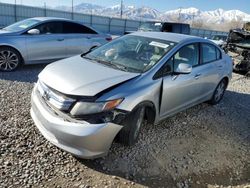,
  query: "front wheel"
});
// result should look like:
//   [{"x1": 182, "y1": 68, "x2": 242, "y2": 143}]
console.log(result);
[
  {"x1": 209, "y1": 79, "x2": 227, "y2": 105},
  {"x1": 116, "y1": 107, "x2": 145, "y2": 146},
  {"x1": 0, "y1": 47, "x2": 22, "y2": 72}
]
